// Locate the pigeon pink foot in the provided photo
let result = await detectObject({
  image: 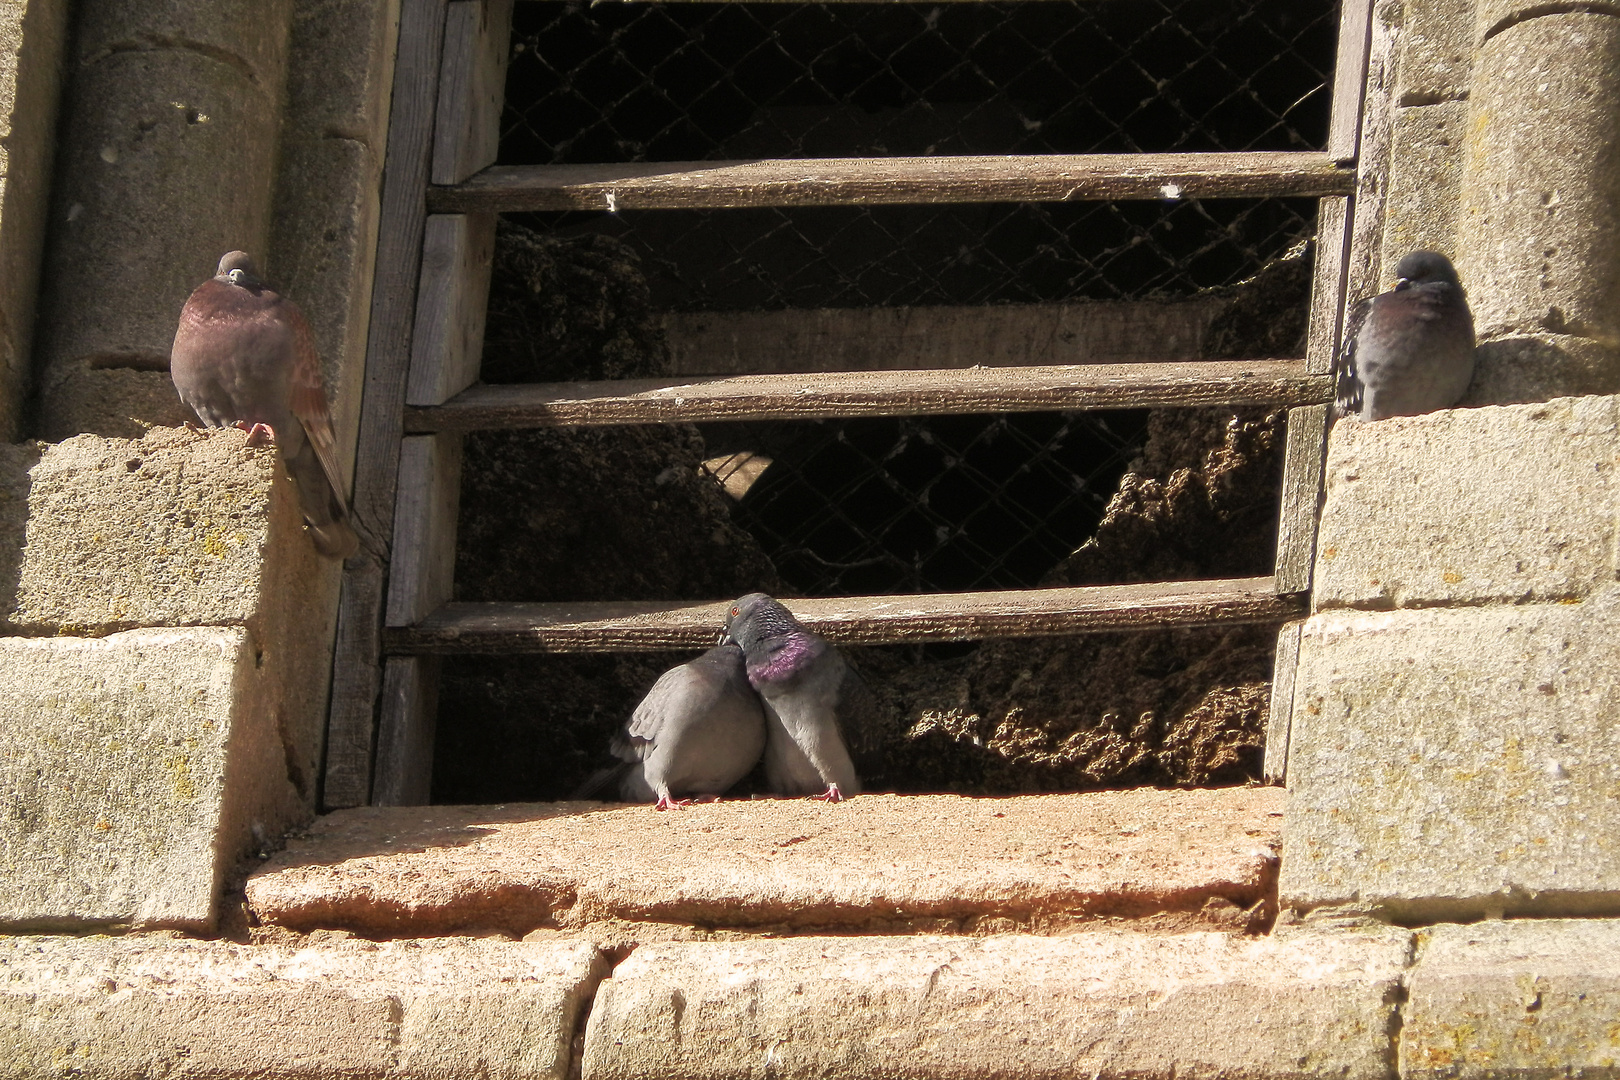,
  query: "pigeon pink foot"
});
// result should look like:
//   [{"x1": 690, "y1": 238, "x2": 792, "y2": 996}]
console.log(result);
[
  {"x1": 809, "y1": 784, "x2": 845, "y2": 803},
  {"x1": 654, "y1": 796, "x2": 693, "y2": 812},
  {"x1": 232, "y1": 420, "x2": 276, "y2": 446}
]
